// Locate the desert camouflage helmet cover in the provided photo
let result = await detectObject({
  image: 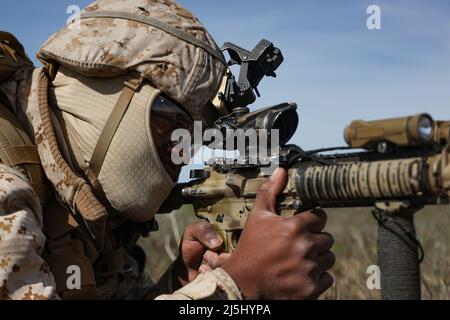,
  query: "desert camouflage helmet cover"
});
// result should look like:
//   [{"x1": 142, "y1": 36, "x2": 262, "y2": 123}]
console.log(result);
[{"x1": 38, "y1": 0, "x2": 227, "y2": 122}]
